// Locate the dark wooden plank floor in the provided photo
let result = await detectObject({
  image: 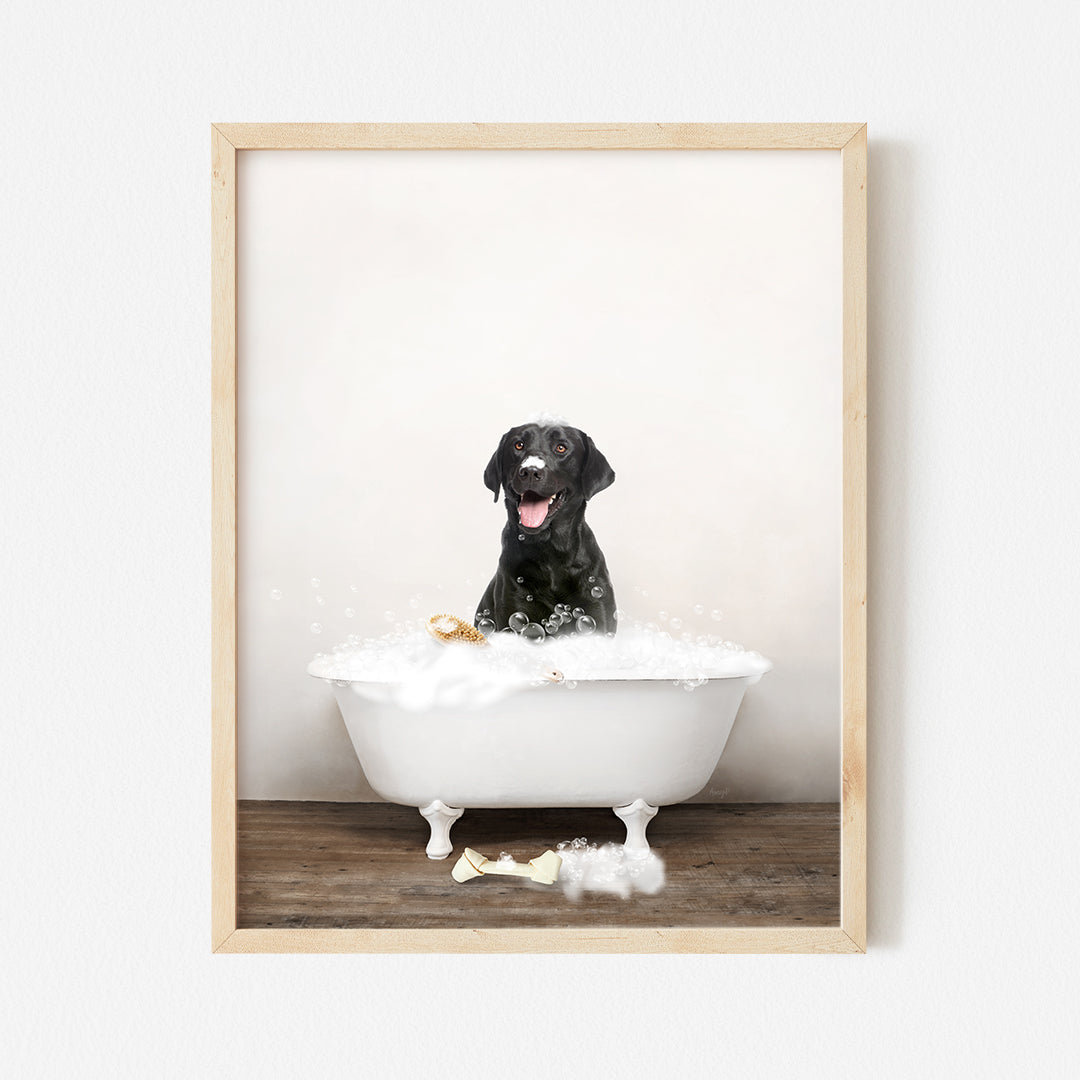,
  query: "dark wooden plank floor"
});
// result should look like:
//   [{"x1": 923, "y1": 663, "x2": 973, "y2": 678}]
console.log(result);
[{"x1": 238, "y1": 801, "x2": 840, "y2": 930}]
